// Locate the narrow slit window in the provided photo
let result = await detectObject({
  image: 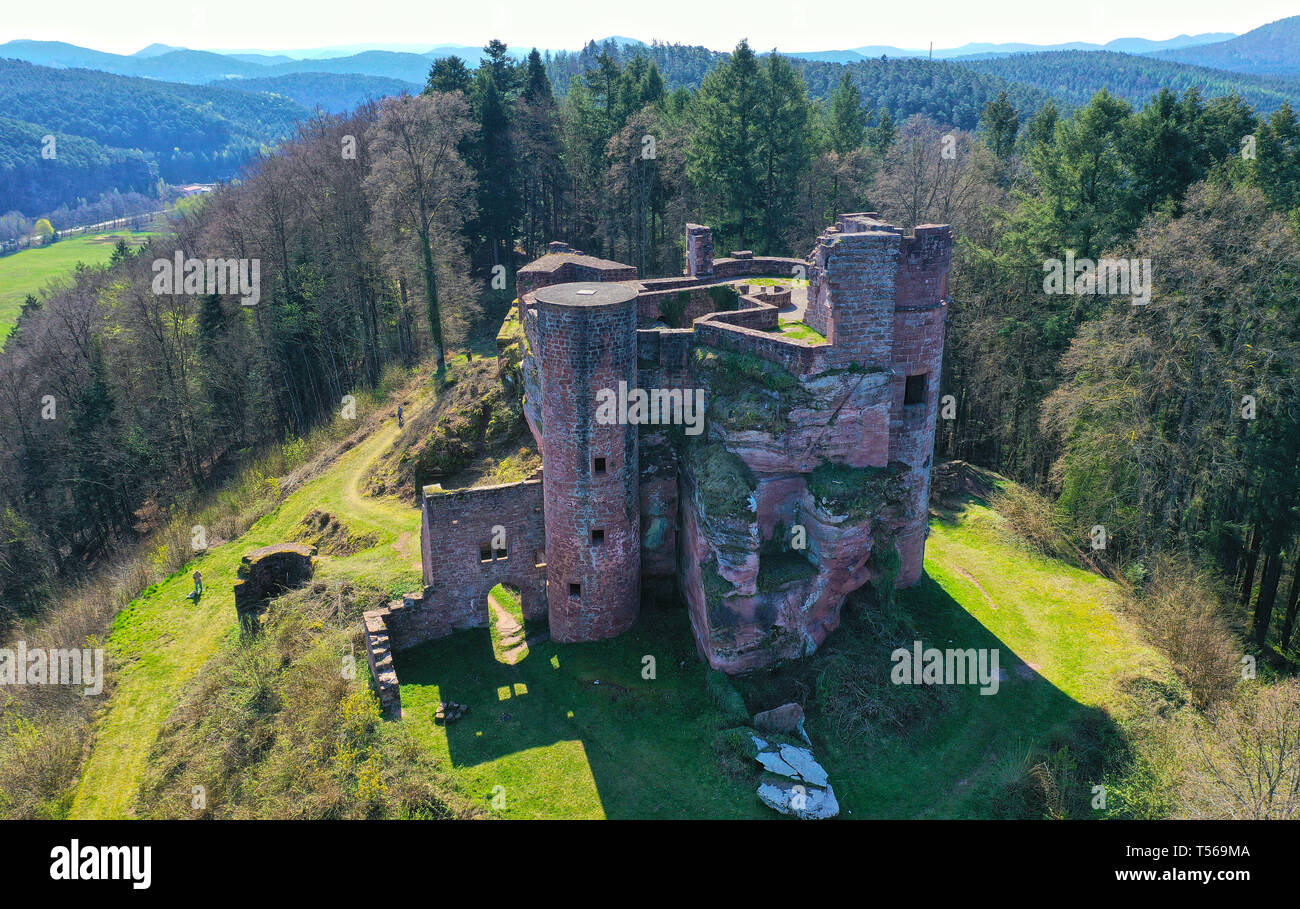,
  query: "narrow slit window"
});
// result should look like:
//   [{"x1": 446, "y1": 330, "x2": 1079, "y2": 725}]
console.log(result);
[
  {"x1": 495, "y1": 545, "x2": 509, "y2": 560},
  {"x1": 904, "y1": 373, "x2": 927, "y2": 406},
  {"x1": 591, "y1": 529, "x2": 604, "y2": 545},
  {"x1": 569, "y1": 582, "x2": 581, "y2": 597},
  {"x1": 593, "y1": 456, "x2": 607, "y2": 475},
  {"x1": 479, "y1": 544, "x2": 493, "y2": 563}
]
